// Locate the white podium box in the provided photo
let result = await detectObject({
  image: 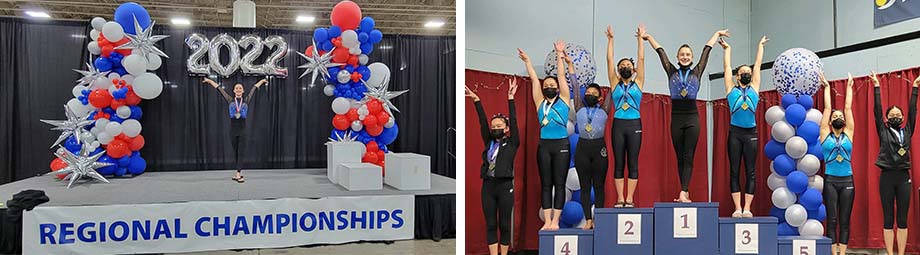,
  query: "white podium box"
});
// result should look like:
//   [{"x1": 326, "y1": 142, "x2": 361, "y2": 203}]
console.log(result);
[
  {"x1": 384, "y1": 153, "x2": 431, "y2": 190},
  {"x1": 337, "y1": 163, "x2": 382, "y2": 191},
  {"x1": 325, "y1": 141, "x2": 365, "y2": 184}
]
